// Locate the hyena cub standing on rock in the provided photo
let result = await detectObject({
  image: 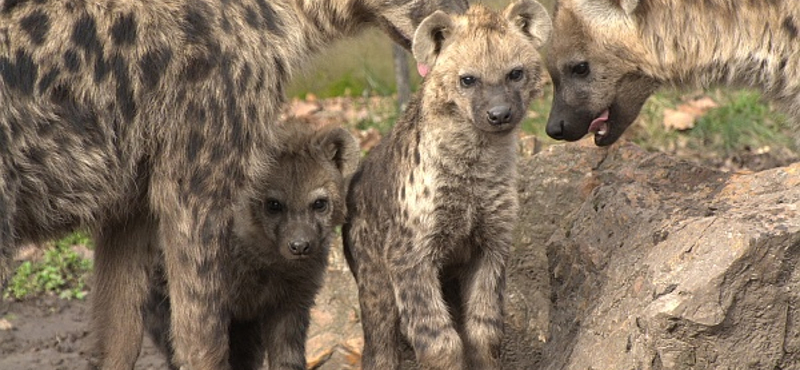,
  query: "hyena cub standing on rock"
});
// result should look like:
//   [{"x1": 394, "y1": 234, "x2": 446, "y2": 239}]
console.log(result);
[
  {"x1": 545, "y1": 0, "x2": 800, "y2": 147},
  {"x1": 343, "y1": 1, "x2": 551, "y2": 369},
  {"x1": 144, "y1": 122, "x2": 360, "y2": 370}
]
